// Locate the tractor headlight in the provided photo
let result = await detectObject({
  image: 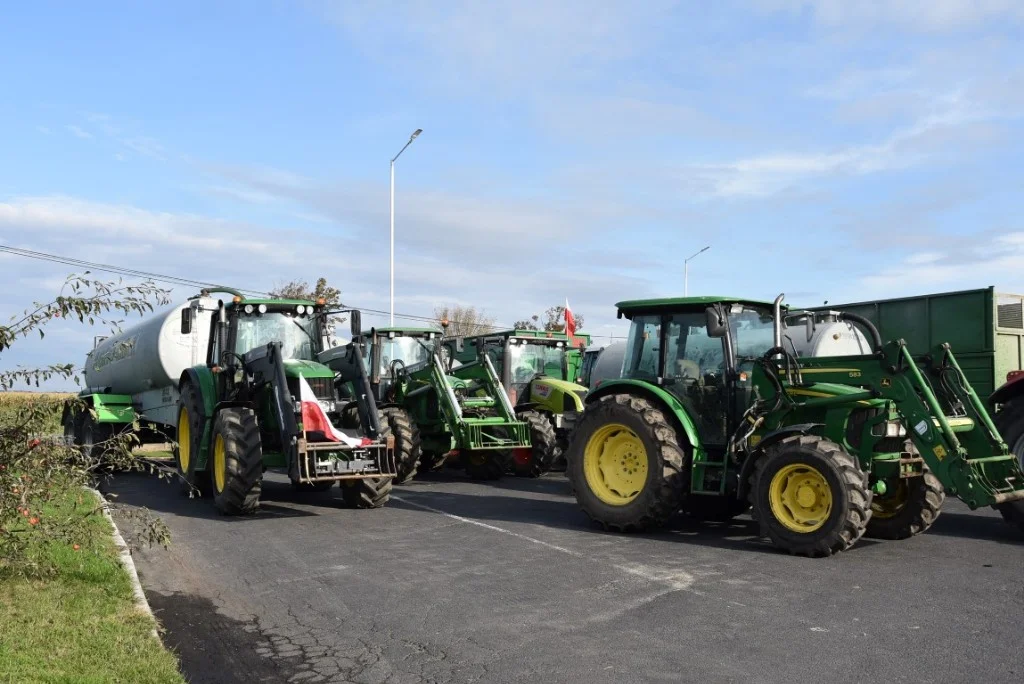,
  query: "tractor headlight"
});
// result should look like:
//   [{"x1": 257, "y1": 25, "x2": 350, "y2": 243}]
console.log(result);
[
  {"x1": 244, "y1": 304, "x2": 254, "y2": 314},
  {"x1": 258, "y1": 304, "x2": 267, "y2": 314},
  {"x1": 297, "y1": 305, "x2": 306, "y2": 315}
]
